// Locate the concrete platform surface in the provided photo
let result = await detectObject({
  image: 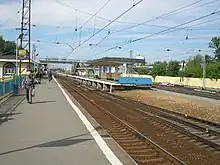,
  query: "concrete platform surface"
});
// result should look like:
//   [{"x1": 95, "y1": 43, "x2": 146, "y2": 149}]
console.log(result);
[
  {"x1": 0, "y1": 79, "x2": 132, "y2": 165},
  {"x1": 0, "y1": 95, "x2": 24, "y2": 115}
]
